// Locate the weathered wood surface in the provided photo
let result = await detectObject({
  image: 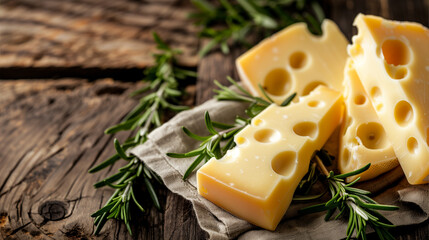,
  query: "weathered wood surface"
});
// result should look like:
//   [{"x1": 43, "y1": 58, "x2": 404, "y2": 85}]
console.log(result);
[
  {"x1": 1, "y1": 0, "x2": 429, "y2": 239},
  {"x1": 0, "y1": 78, "x2": 204, "y2": 239},
  {"x1": 0, "y1": 0, "x2": 199, "y2": 70}
]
